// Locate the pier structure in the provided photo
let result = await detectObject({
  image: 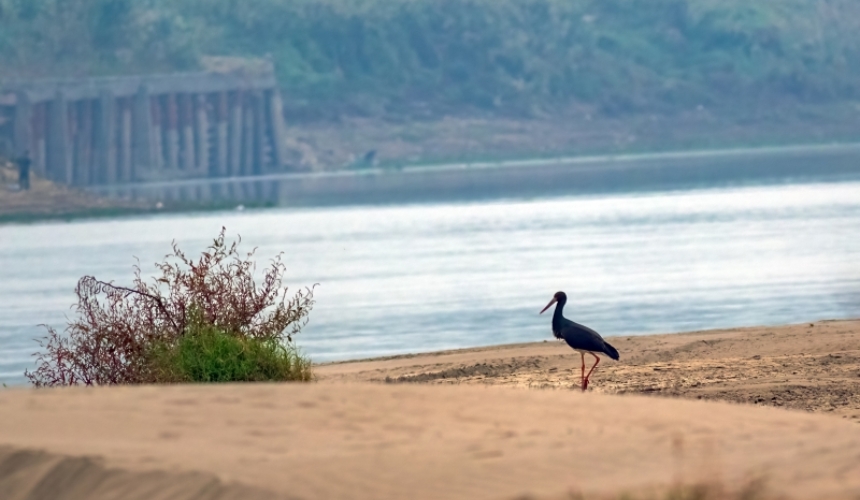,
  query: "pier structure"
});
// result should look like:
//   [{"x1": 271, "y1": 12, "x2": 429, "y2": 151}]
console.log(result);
[{"x1": 0, "y1": 65, "x2": 289, "y2": 202}]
